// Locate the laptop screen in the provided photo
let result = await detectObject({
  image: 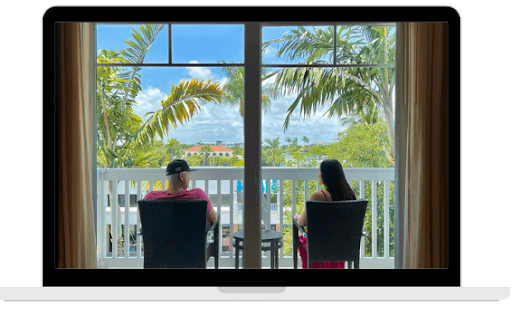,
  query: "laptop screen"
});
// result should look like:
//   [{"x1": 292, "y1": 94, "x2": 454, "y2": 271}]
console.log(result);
[{"x1": 44, "y1": 6, "x2": 459, "y2": 288}]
